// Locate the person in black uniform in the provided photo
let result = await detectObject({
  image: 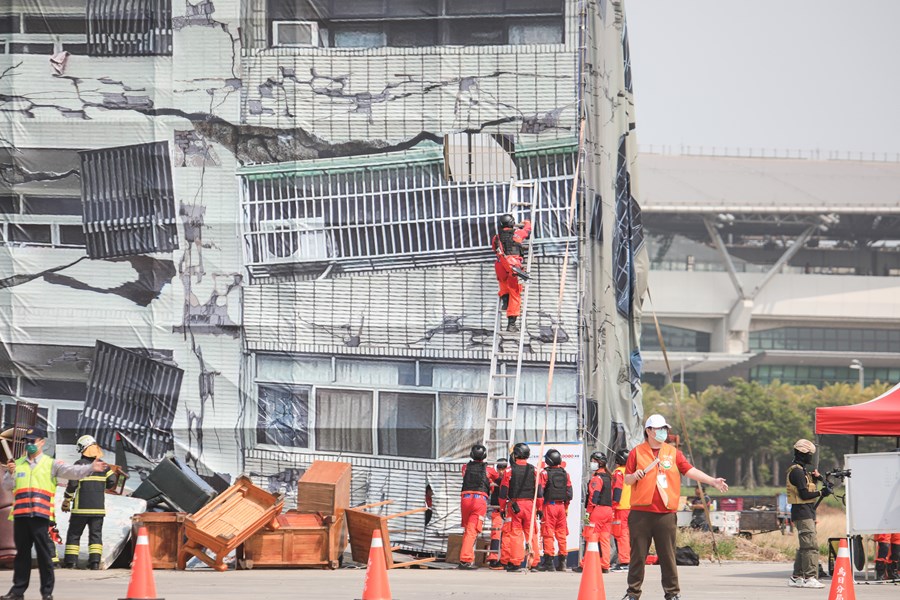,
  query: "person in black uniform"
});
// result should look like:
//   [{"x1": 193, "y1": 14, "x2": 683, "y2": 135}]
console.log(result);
[{"x1": 61, "y1": 435, "x2": 115, "y2": 570}]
